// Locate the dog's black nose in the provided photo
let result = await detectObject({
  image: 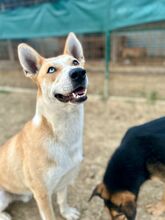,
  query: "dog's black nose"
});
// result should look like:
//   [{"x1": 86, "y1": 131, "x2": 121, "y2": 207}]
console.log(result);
[{"x1": 69, "y1": 68, "x2": 86, "y2": 82}]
